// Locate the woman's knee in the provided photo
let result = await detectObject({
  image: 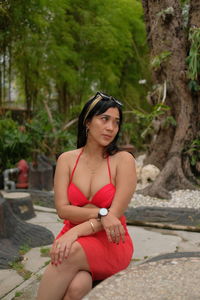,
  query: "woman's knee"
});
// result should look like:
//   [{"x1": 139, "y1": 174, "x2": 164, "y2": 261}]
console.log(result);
[
  {"x1": 67, "y1": 242, "x2": 88, "y2": 267},
  {"x1": 55, "y1": 242, "x2": 89, "y2": 273},
  {"x1": 69, "y1": 242, "x2": 80, "y2": 256},
  {"x1": 67, "y1": 284, "x2": 84, "y2": 300},
  {"x1": 66, "y1": 242, "x2": 82, "y2": 263}
]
